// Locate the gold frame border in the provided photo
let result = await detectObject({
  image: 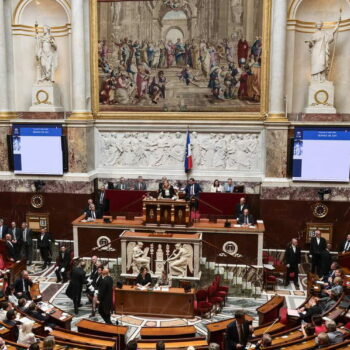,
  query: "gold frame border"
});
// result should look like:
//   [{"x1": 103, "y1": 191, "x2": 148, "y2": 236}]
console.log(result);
[{"x1": 90, "y1": 0, "x2": 272, "y2": 120}]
